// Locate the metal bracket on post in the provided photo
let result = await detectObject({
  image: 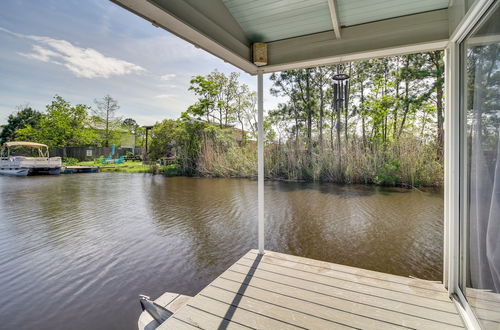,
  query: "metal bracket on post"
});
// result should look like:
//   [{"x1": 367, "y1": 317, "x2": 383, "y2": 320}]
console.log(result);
[{"x1": 257, "y1": 70, "x2": 265, "y2": 255}]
